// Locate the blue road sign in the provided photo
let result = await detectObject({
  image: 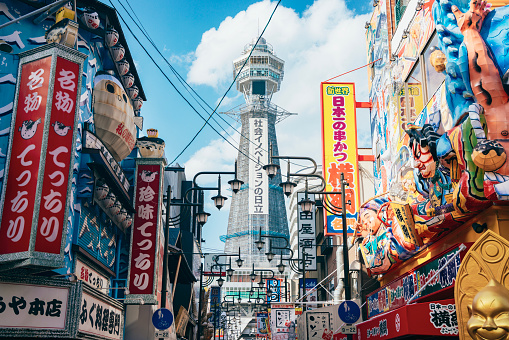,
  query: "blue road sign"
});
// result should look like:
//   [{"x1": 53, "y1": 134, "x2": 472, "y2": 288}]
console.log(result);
[
  {"x1": 152, "y1": 308, "x2": 173, "y2": 330},
  {"x1": 338, "y1": 300, "x2": 361, "y2": 324}
]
